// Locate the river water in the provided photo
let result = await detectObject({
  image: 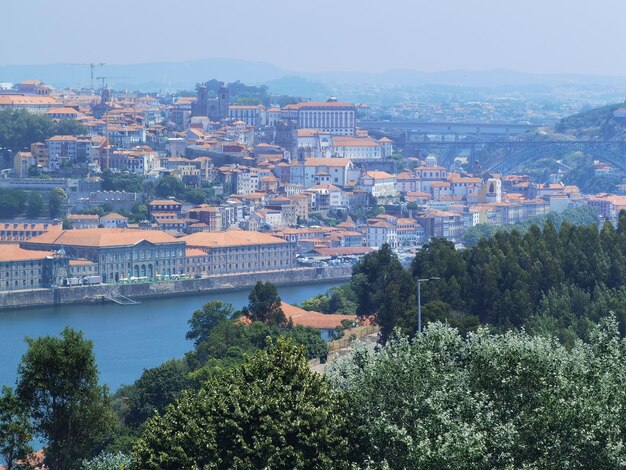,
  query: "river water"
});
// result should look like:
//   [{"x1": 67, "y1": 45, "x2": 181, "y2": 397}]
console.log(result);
[{"x1": 0, "y1": 281, "x2": 344, "y2": 391}]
